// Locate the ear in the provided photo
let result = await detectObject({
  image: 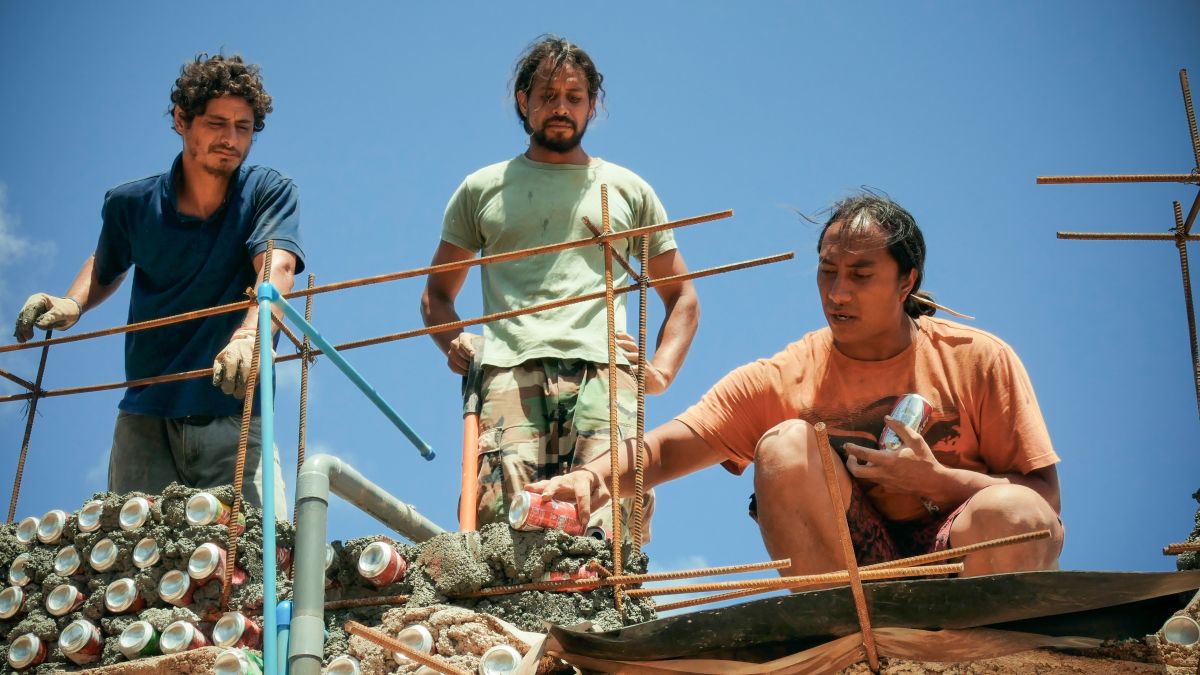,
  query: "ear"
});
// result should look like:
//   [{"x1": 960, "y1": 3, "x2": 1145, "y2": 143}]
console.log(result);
[
  {"x1": 172, "y1": 107, "x2": 187, "y2": 135},
  {"x1": 900, "y1": 268, "x2": 918, "y2": 298},
  {"x1": 516, "y1": 90, "x2": 529, "y2": 119},
  {"x1": 587, "y1": 95, "x2": 597, "y2": 121}
]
